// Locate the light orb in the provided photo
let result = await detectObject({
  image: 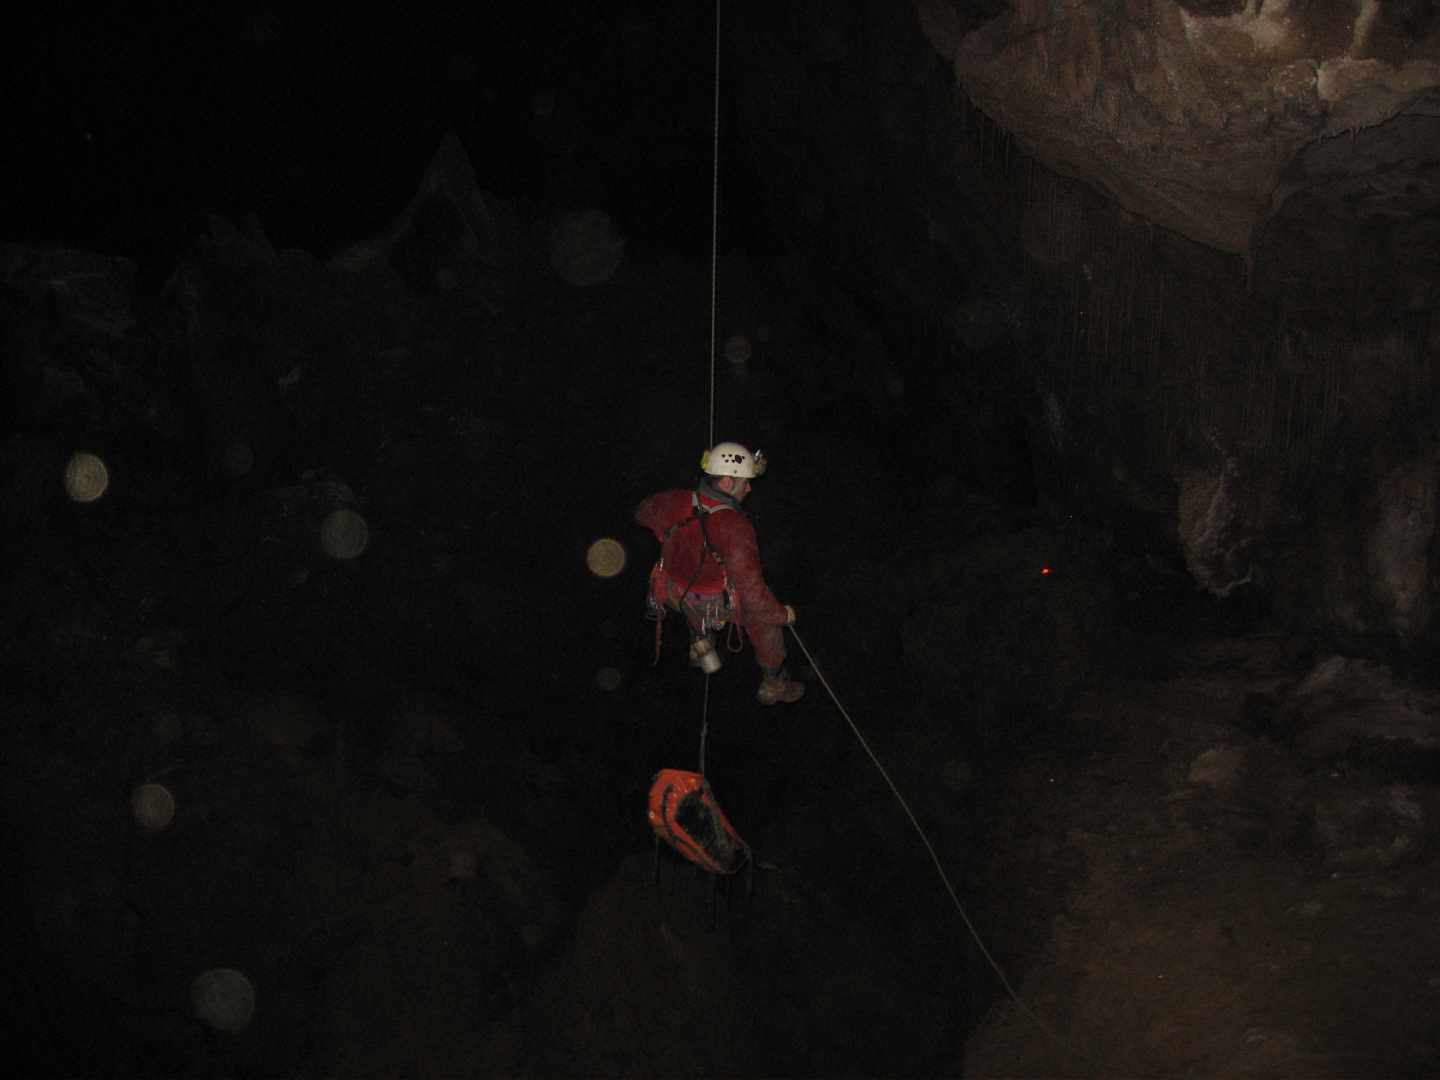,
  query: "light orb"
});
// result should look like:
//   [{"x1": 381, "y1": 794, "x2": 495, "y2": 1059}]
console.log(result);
[
  {"x1": 319, "y1": 508, "x2": 369, "y2": 560},
  {"x1": 723, "y1": 334, "x2": 752, "y2": 366},
  {"x1": 130, "y1": 783, "x2": 177, "y2": 831},
  {"x1": 64, "y1": 452, "x2": 109, "y2": 503},
  {"x1": 189, "y1": 968, "x2": 256, "y2": 1034},
  {"x1": 585, "y1": 538, "x2": 626, "y2": 578}
]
